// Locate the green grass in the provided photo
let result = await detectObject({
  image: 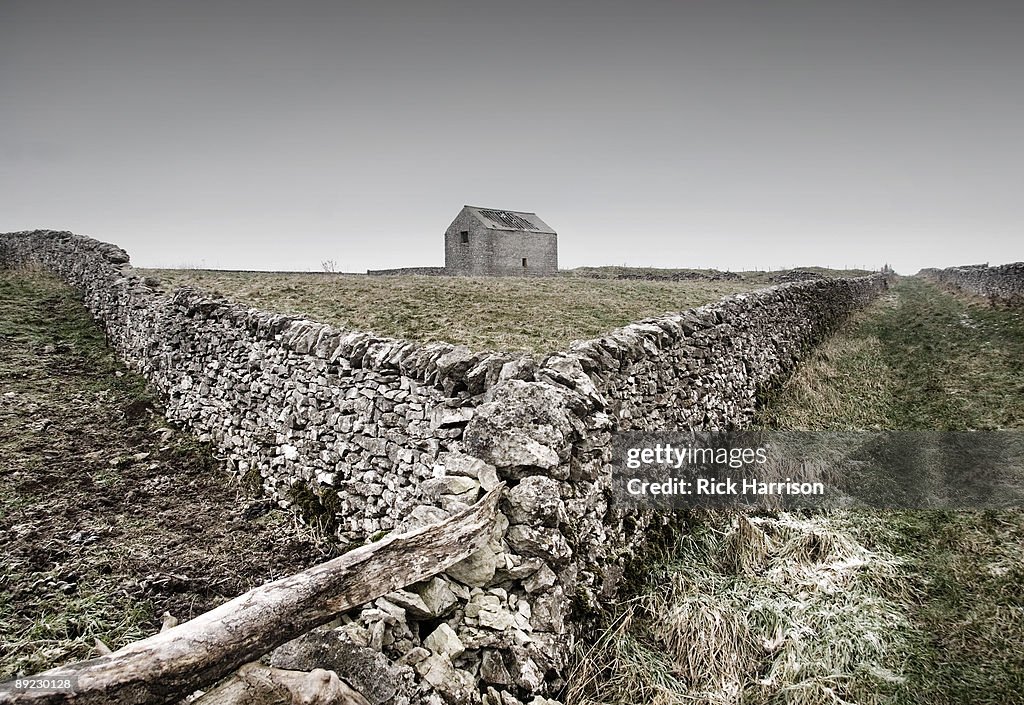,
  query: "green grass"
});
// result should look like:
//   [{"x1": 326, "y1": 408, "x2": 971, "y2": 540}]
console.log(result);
[
  {"x1": 571, "y1": 277, "x2": 1024, "y2": 705},
  {"x1": 760, "y1": 277, "x2": 1024, "y2": 431},
  {"x1": 759, "y1": 277, "x2": 1024, "y2": 704},
  {"x1": 0, "y1": 268, "x2": 343, "y2": 680},
  {"x1": 141, "y1": 270, "x2": 770, "y2": 353},
  {"x1": 0, "y1": 269, "x2": 162, "y2": 676},
  {"x1": 880, "y1": 510, "x2": 1024, "y2": 703},
  {"x1": 566, "y1": 512, "x2": 914, "y2": 705},
  {"x1": 566, "y1": 266, "x2": 874, "y2": 284}
]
